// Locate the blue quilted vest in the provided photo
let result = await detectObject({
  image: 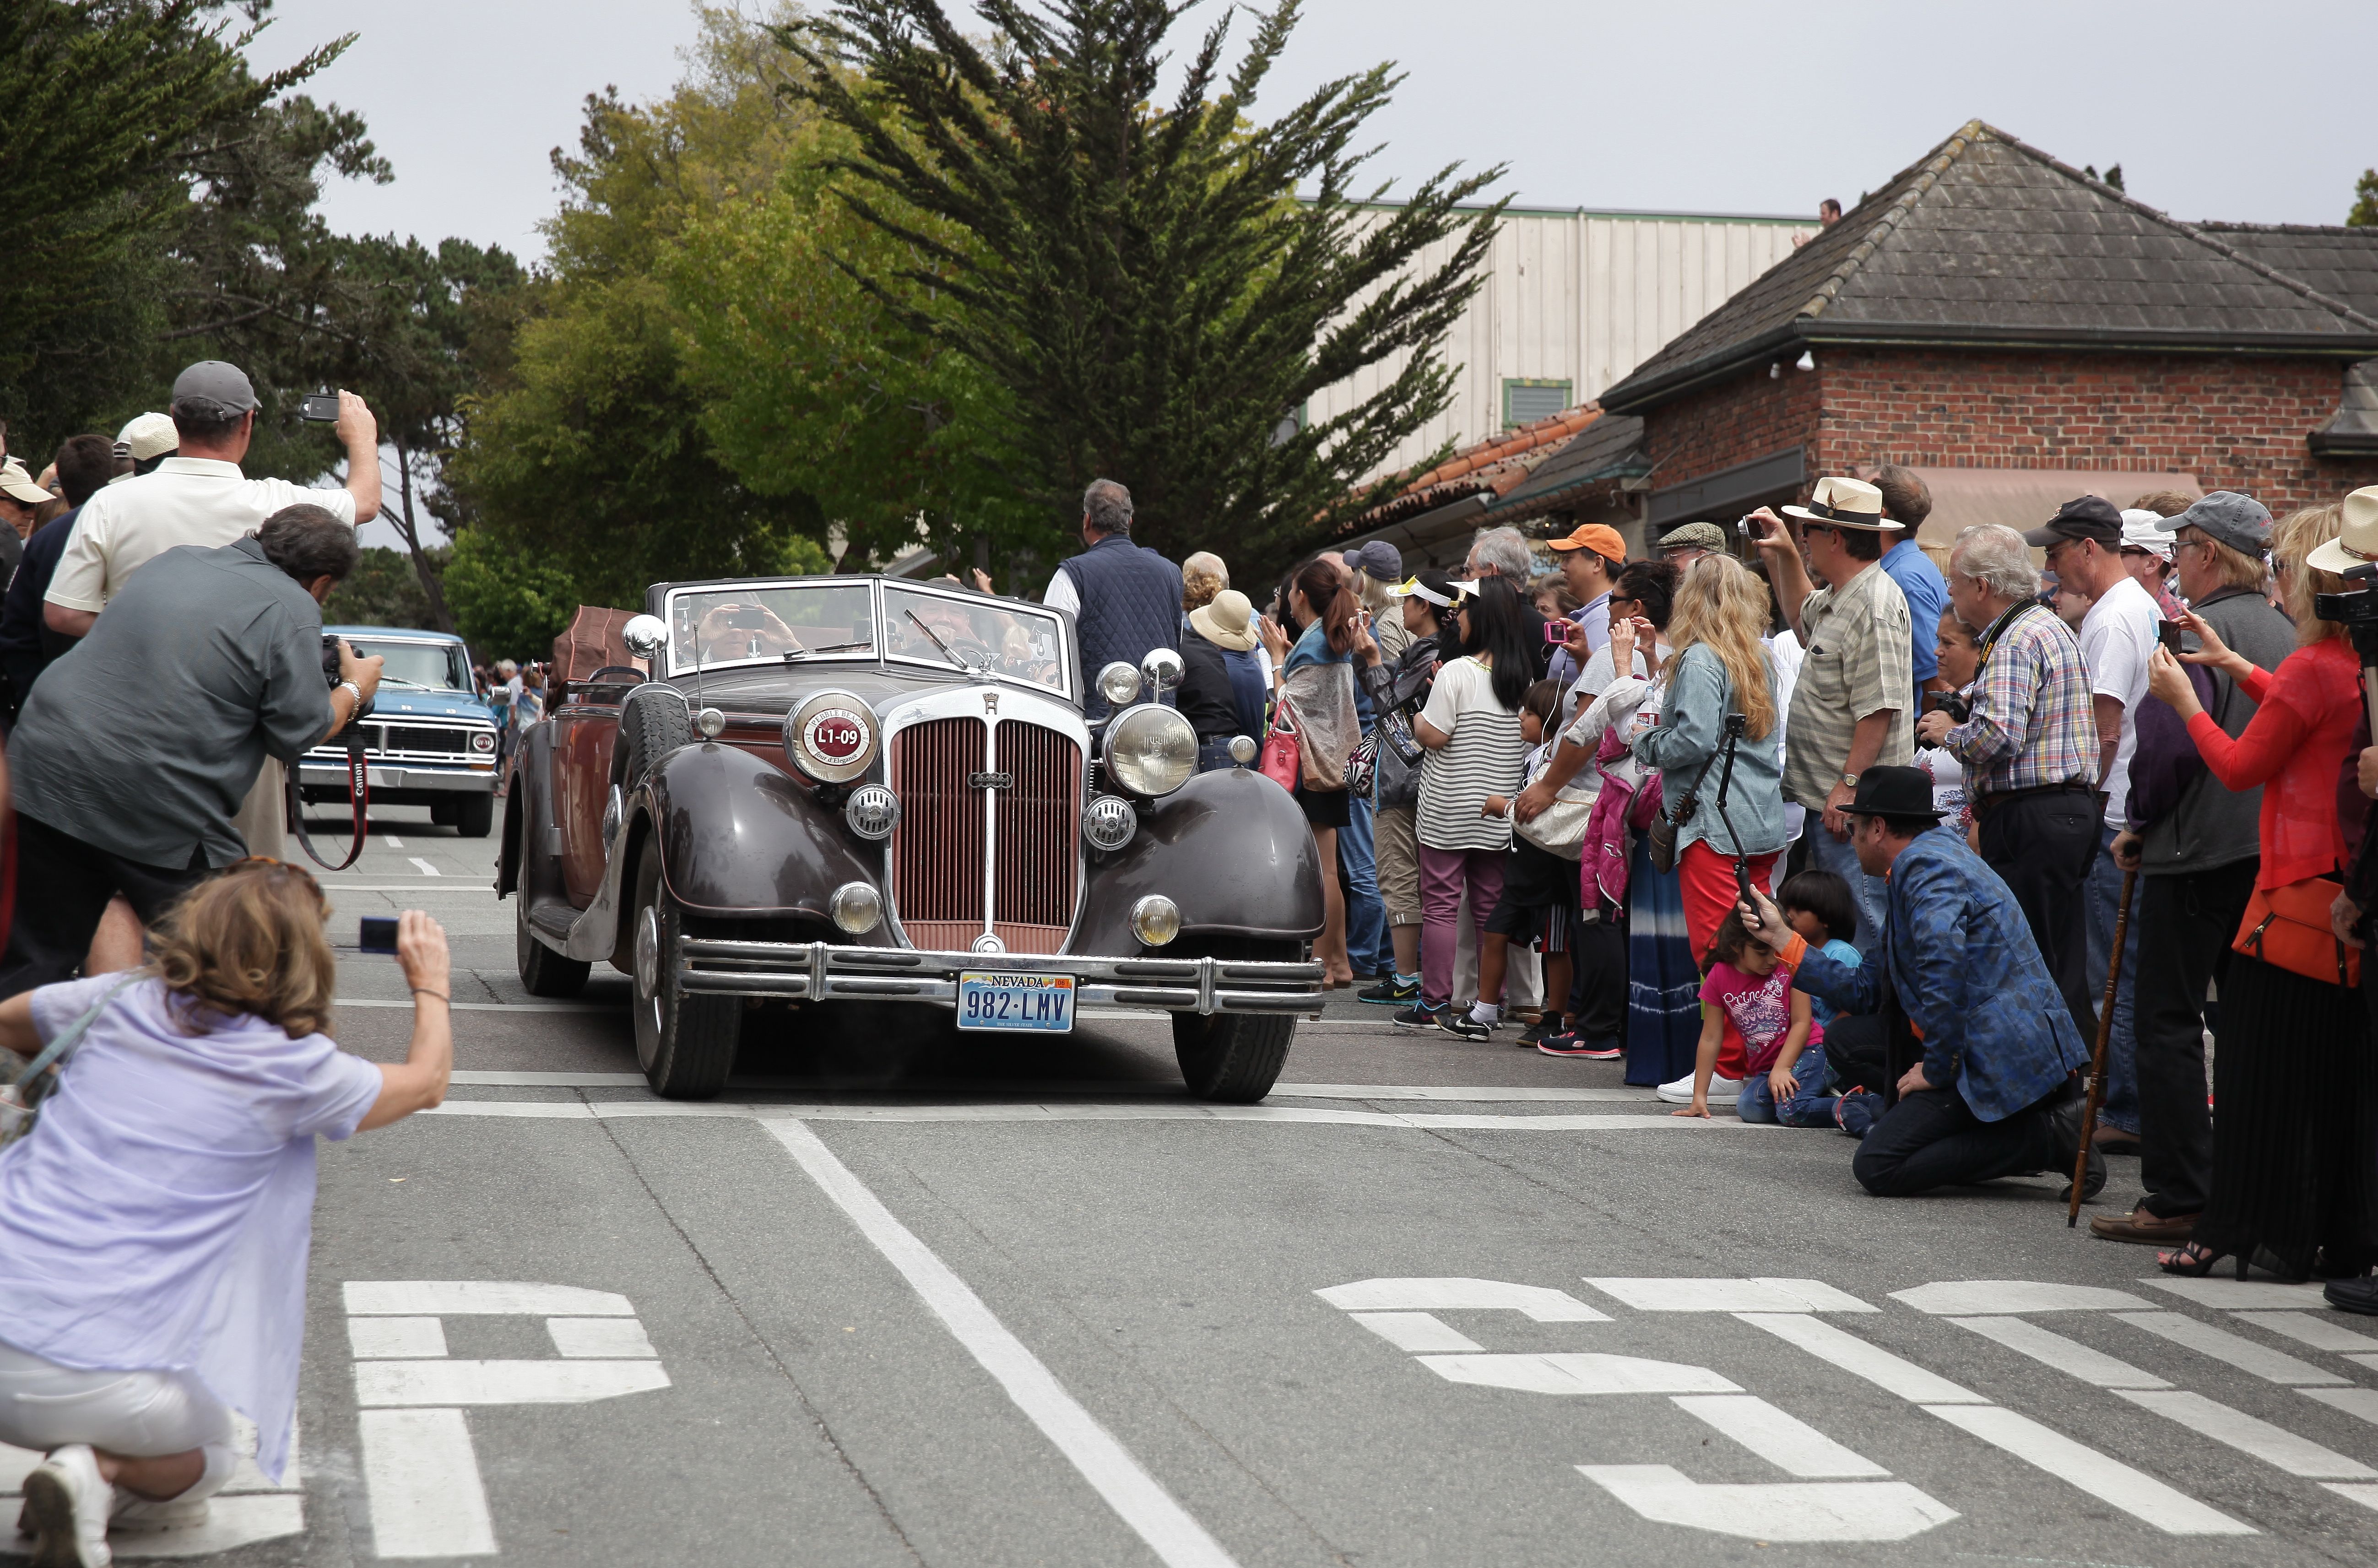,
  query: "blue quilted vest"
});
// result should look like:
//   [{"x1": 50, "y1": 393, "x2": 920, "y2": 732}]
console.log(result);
[{"x1": 1057, "y1": 534, "x2": 1184, "y2": 720}]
